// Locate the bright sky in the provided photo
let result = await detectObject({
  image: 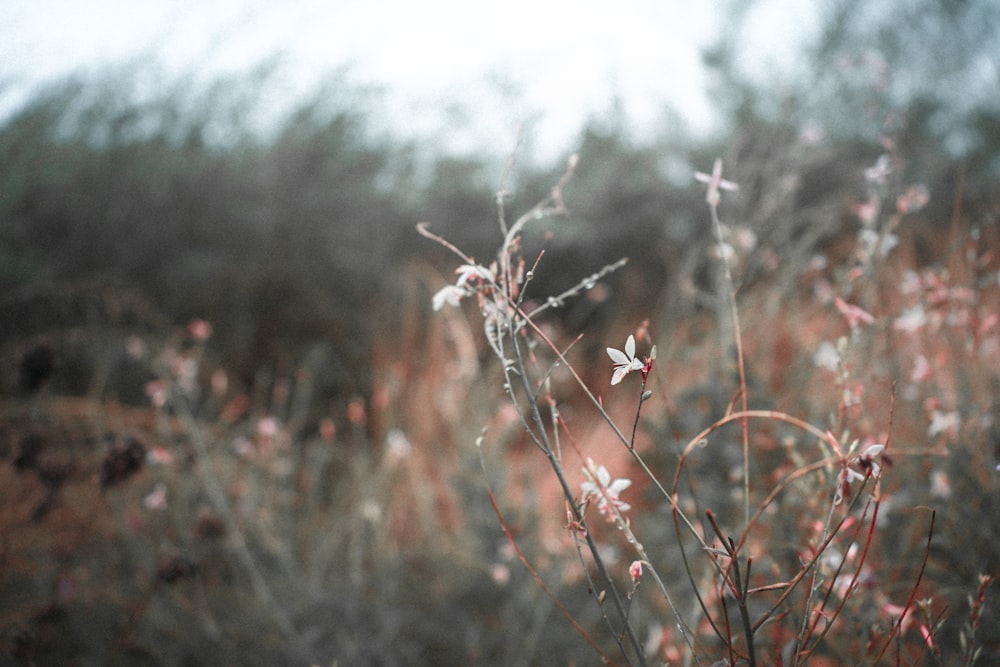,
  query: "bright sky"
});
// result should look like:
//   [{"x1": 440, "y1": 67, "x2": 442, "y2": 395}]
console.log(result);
[{"x1": 0, "y1": 0, "x2": 818, "y2": 159}]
